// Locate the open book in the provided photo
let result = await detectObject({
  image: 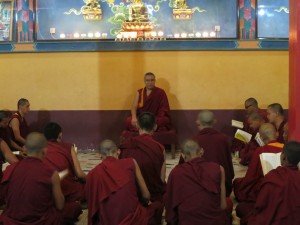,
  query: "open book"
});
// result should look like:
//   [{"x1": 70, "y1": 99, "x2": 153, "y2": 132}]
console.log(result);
[
  {"x1": 231, "y1": 120, "x2": 244, "y2": 129},
  {"x1": 259, "y1": 152, "x2": 281, "y2": 175},
  {"x1": 234, "y1": 129, "x2": 252, "y2": 143},
  {"x1": 255, "y1": 133, "x2": 265, "y2": 146}
]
